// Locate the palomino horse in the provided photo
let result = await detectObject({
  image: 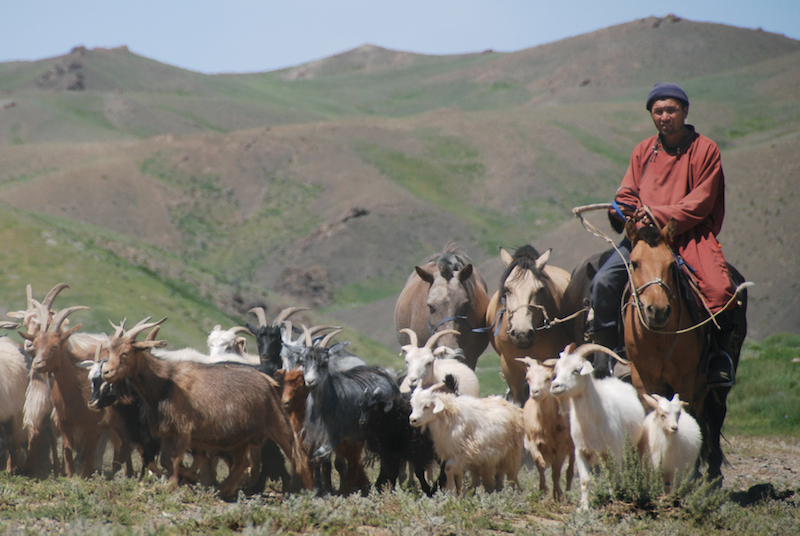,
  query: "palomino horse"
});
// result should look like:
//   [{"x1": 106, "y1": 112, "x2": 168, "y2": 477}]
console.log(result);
[
  {"x1": 624, "y1": 219, "x2": 747, "y2": 482},
  {"x1": 486, "y1": 245, "x2": 572, "y2": 404},
  {"x1": 394, "y1": 244, "x2": 490, "y2": 370}
]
